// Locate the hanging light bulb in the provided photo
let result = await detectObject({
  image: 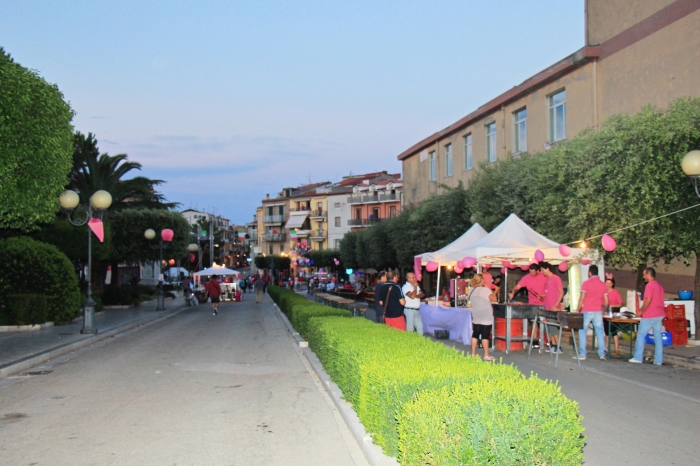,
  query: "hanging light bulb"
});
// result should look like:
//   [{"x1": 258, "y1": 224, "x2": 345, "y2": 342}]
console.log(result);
[{"x1": 580, "y1": 240, "x2": 588, "y2": 248}]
